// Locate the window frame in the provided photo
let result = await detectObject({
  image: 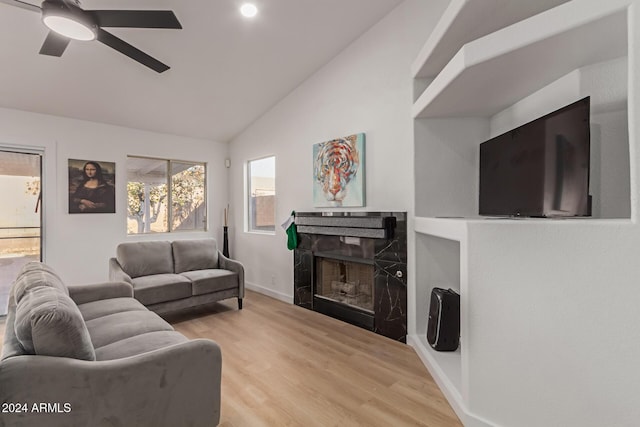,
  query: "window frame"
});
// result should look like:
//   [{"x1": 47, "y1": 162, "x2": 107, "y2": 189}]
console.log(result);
[
  {"x1": 245, "y1": 155, "x2": 276, "y2": 235},
  {"x1": 126, "y1": 155, "x2": 207, "y2": 235}
]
